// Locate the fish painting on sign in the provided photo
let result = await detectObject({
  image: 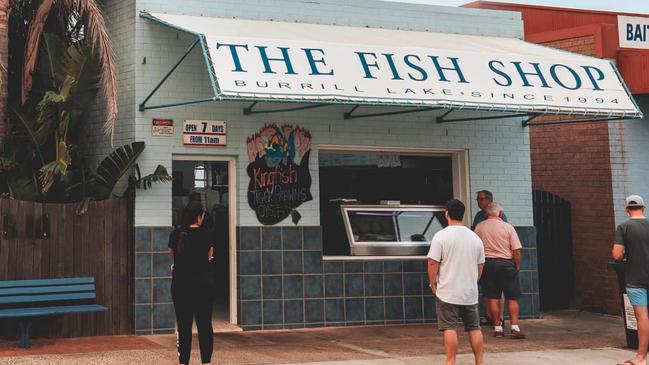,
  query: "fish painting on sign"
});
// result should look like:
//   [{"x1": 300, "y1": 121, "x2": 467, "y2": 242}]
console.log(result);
[{"x1": 246, "y1": 124, "x2": 313, "y2": 225}]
